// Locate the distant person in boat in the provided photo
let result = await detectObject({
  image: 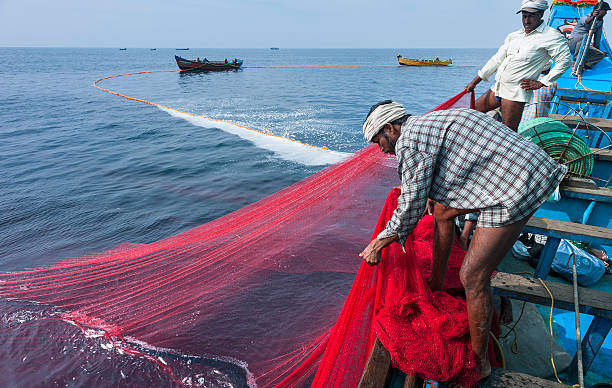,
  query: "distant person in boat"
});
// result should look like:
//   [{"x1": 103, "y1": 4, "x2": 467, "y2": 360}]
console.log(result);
[
  {"x1": 568, "y1": 1, "x2": 610, "y2": 69},
  {"x1": 360, "y1": 101, "x2": 568, "y2": 382},
  {"x1": 465, "y1": 0, "x2": 571, "y2": 131}
]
